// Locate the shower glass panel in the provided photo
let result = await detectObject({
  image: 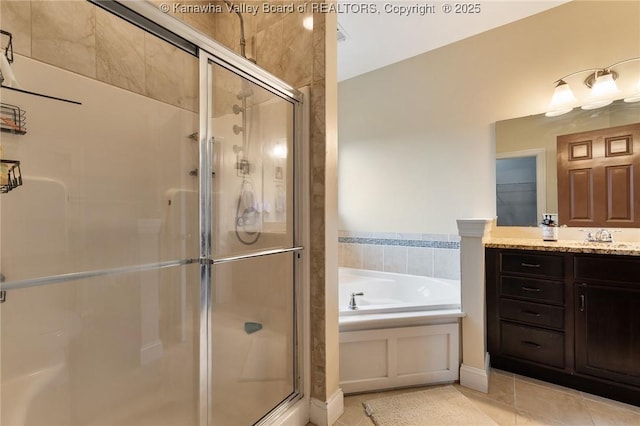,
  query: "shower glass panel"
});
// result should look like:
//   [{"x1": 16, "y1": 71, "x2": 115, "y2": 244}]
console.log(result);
[
  {"x1": 1, "y1": 266, "x2": 201, "y2": 426},
  {"x1": 1, "y1": 11, "x2": 200, "y2": 426},
  {"x1": 0, "y1": 56, "x2": 200, "y2": 282},
  {"x1": 211, "y1": 252, "x2": 295, "y2": 425},
  {"x1": 209, "y1": 61, "x2": 299, "y2": 424},
  {"x1": 210, "y1": 64, "x2": 294, "y2": 258}
]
